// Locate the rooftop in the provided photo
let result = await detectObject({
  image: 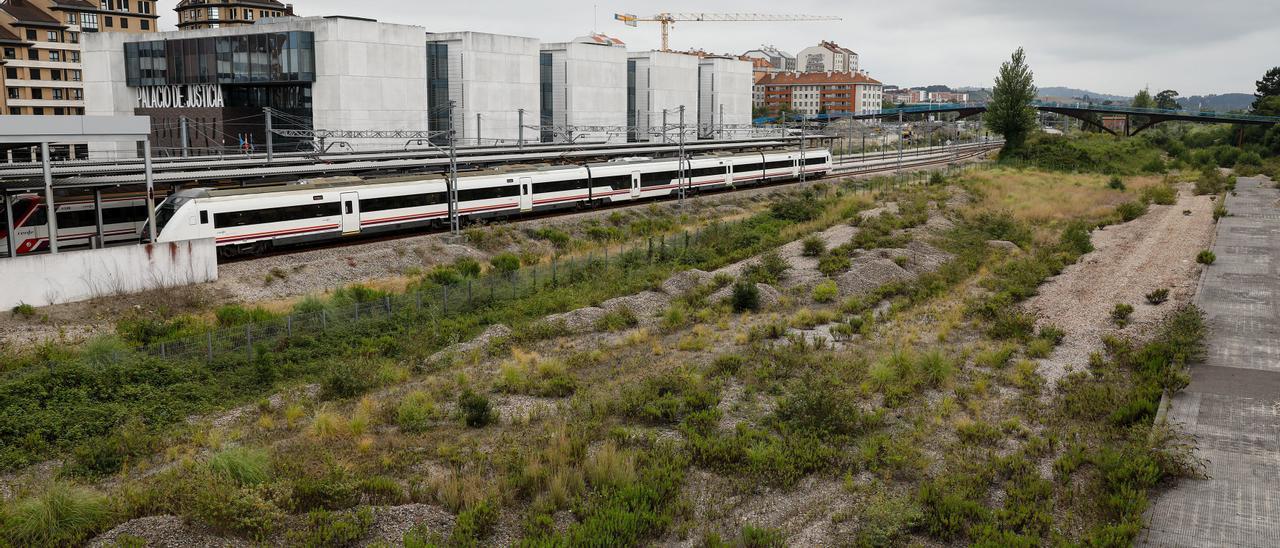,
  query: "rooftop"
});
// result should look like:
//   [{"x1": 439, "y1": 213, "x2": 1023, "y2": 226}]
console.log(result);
[
  {"x1": 756, "y1": 71, "x2": 881, "y2": 86},
  {"x1": 0, "y1": 0, "x2": 62, "y2": 26}
]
